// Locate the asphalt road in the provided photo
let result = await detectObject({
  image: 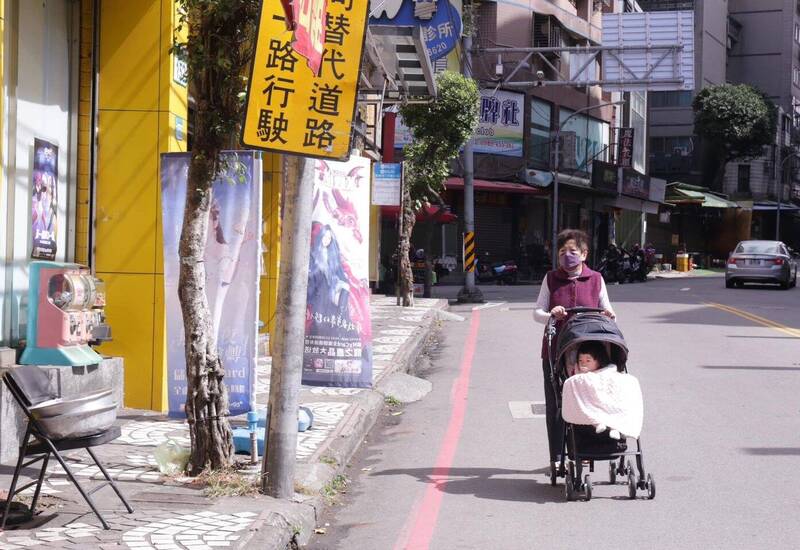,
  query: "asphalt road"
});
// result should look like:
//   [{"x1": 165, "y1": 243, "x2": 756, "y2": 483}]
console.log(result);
[{"x1": 306, "y1": 277, "x2": 800, "y2": 550}]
